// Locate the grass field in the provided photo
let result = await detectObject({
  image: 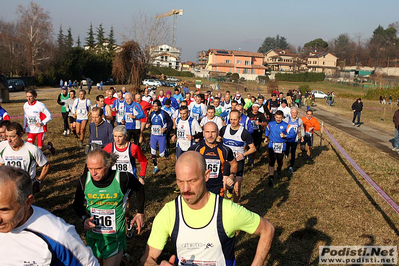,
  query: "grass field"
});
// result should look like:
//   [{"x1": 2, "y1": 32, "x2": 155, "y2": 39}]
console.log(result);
[{"x1": 4, "y1": 83, "x2": 399, "y2": 265}]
